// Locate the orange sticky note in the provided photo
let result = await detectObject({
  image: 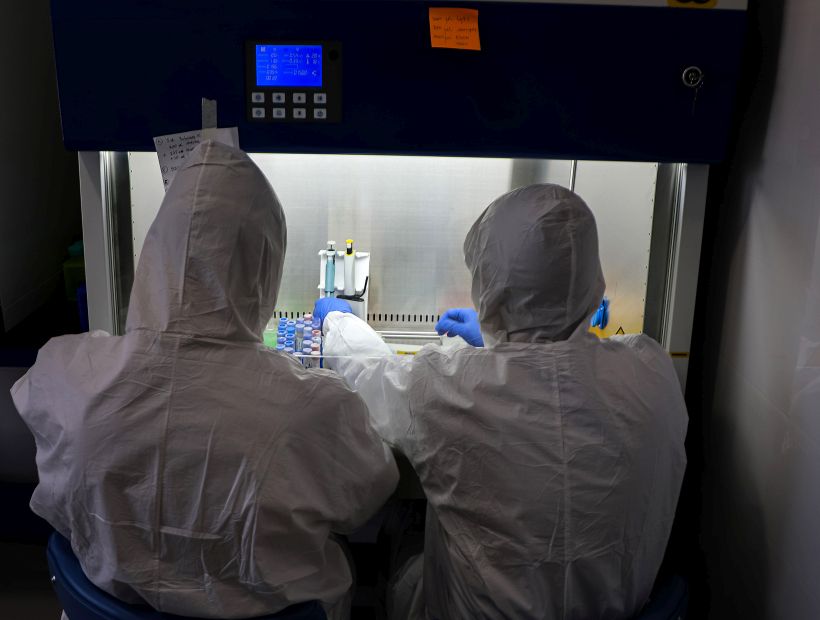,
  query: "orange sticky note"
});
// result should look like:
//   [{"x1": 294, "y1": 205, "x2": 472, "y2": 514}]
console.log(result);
[{"x1": 429, "y1": 7, "x2": 481, "y2": 51}]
